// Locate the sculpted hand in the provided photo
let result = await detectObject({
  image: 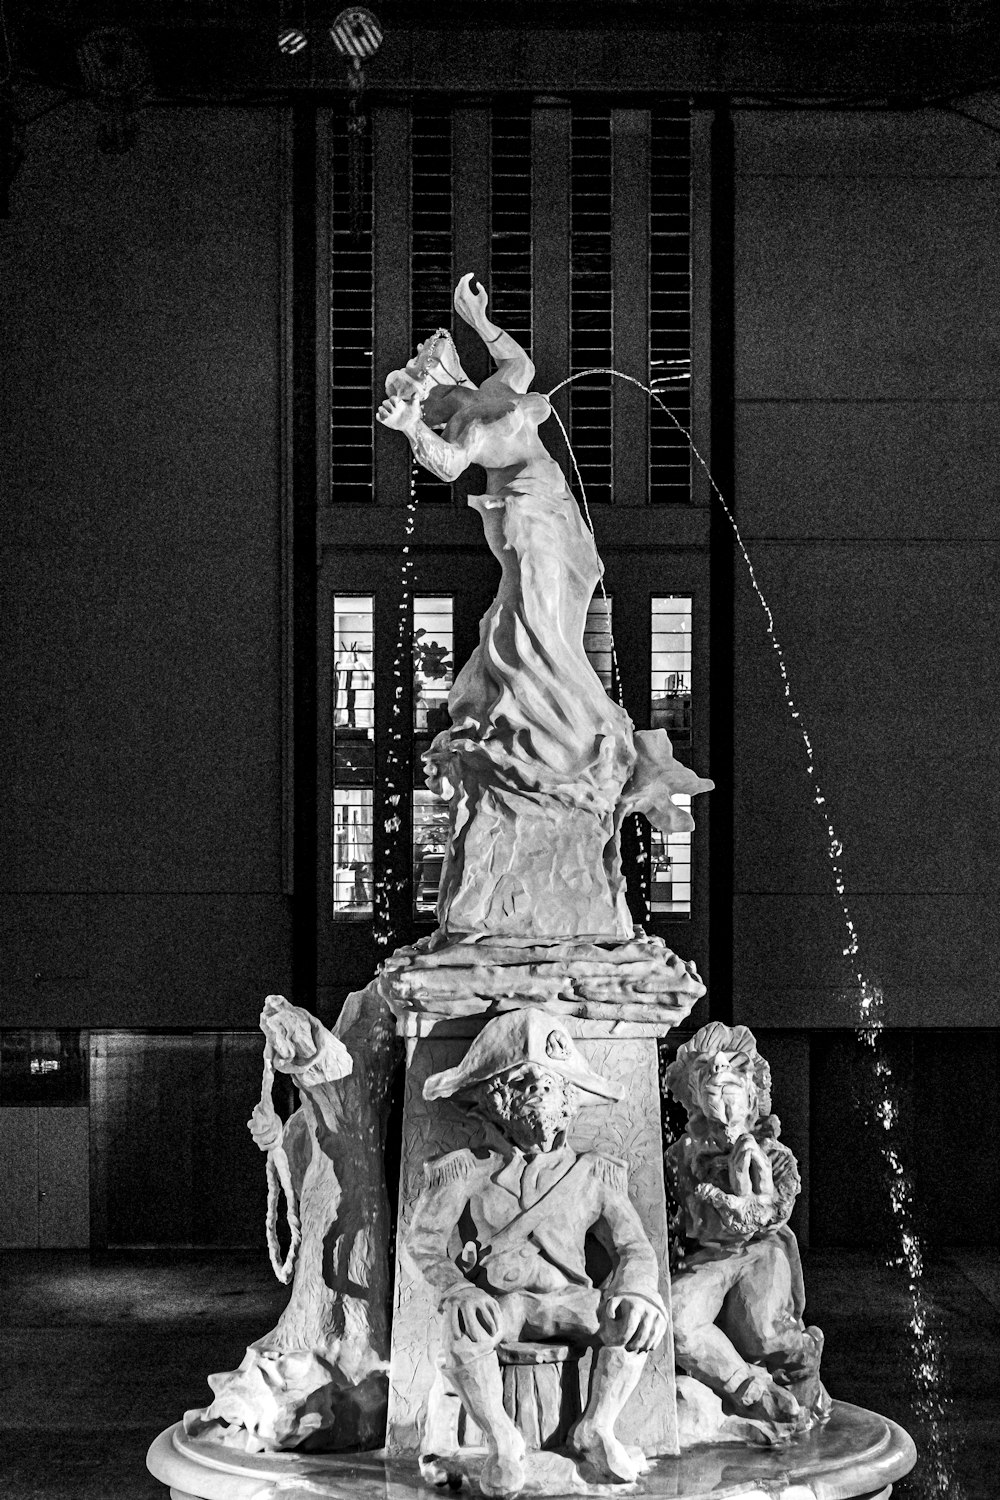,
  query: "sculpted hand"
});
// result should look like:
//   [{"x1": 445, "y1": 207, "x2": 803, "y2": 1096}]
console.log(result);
[
  {"x1": 454, "y1": 271, "x2": 490, "y2": 329},
  {"x1": 728, "y1": 1133, "x2": 774, "y2": 1196},
  {"x1": 248, "y1": 1101, "x2": 283, "y2": 1153},
  {"x1": 696, "y1": 1180, "x2": 771, "y2": 1233},
  {"x1": 376, "y1": 395, "x2": 421, "y2": 432},
  {"x1": 444, "y1": 1287, "x2": 503, "y2": 1344},
  {"x1": 604, "y1": 1294, "x2": 667, "y2": 1353}
]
